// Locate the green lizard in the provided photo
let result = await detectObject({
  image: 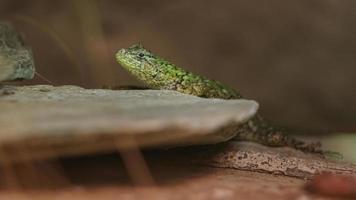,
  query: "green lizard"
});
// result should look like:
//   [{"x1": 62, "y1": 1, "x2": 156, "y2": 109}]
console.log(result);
[{"x1": 115, "y1": 44, "x2": 320, "y2": 152}]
